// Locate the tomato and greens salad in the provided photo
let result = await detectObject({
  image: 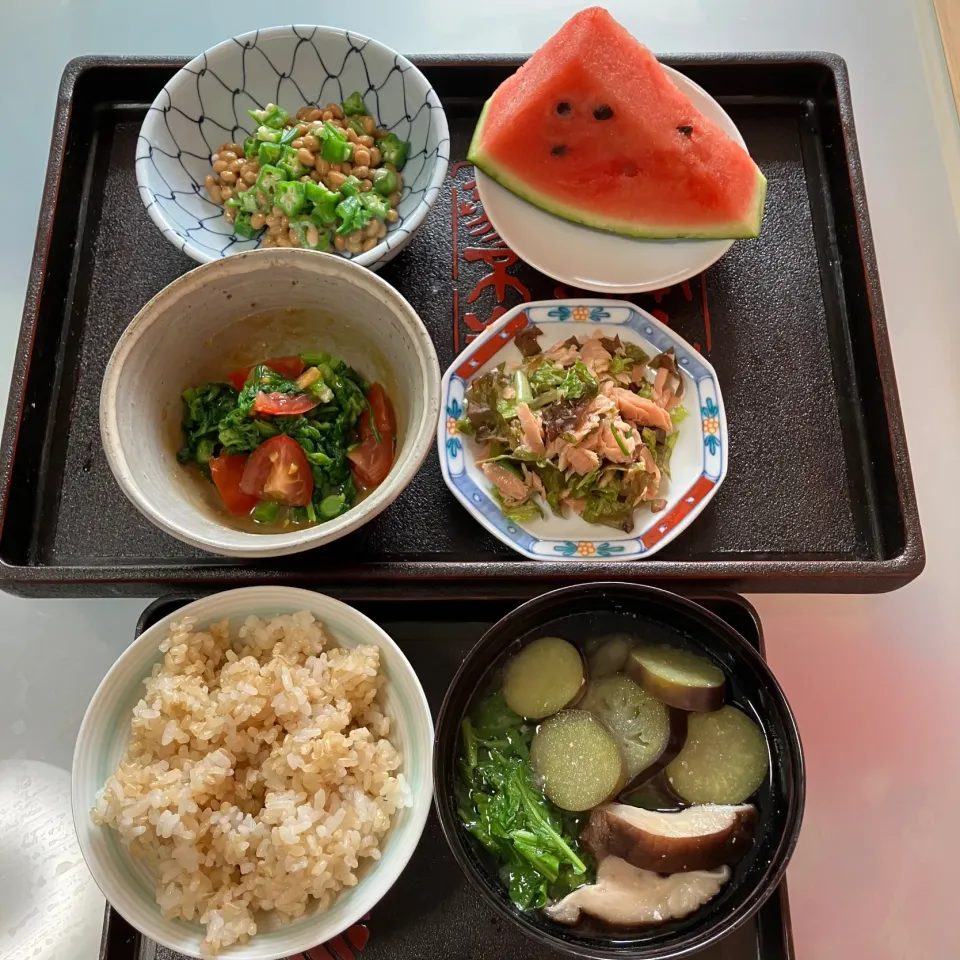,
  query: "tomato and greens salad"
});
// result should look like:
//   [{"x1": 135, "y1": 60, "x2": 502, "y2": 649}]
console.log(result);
[{"x1": 178, "y1": 352, "x2": 395, "y2": 528}]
